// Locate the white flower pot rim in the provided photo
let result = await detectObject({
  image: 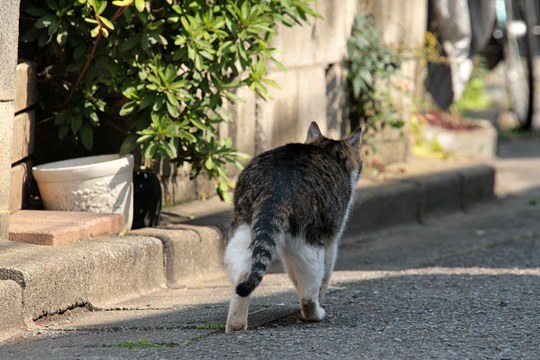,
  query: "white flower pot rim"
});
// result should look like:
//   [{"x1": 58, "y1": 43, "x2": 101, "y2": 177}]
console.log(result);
[{"x1": 33, "y1": 154, "x2": 134, "y2": 184}]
